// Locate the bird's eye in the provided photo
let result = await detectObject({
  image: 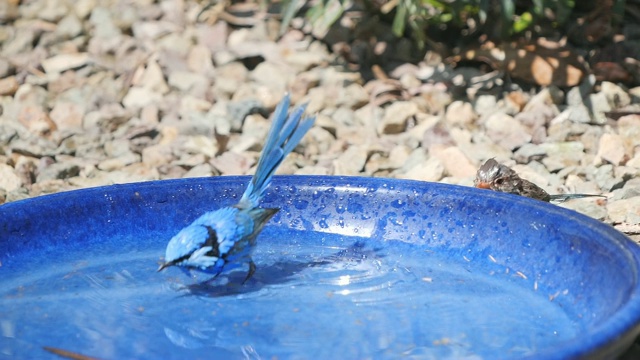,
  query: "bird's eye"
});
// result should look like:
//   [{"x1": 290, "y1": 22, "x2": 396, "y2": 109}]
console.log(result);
[{"x1": 495, "y1": 178, "x2": 504, "y2": 185}]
